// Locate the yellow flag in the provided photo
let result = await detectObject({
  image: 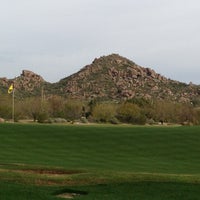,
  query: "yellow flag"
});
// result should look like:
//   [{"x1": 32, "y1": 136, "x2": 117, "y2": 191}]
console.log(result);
[{"x1": 8, "y1": 84, "x2": 14, "y2": 94}]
